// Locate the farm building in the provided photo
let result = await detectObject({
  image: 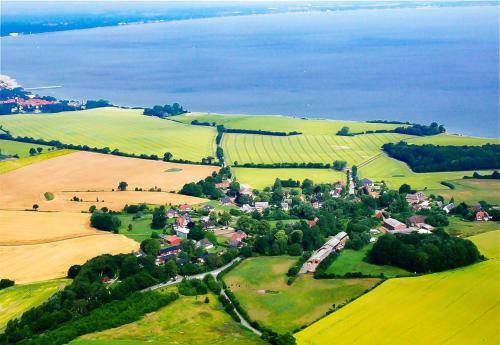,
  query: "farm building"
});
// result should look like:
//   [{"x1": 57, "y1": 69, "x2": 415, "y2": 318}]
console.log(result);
[
  {"x1": 156, "y1": 245, "x2": 182, "y2": 265},
  {"x1": 301, "y1": 232, "x2": 348, "y2": 273},
  {"x1": 160, "y1": 235, "x2": 181, "y2": 246},
  {"x1": 383, "y1": 218, "x2": 407, "y2": 232}
]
